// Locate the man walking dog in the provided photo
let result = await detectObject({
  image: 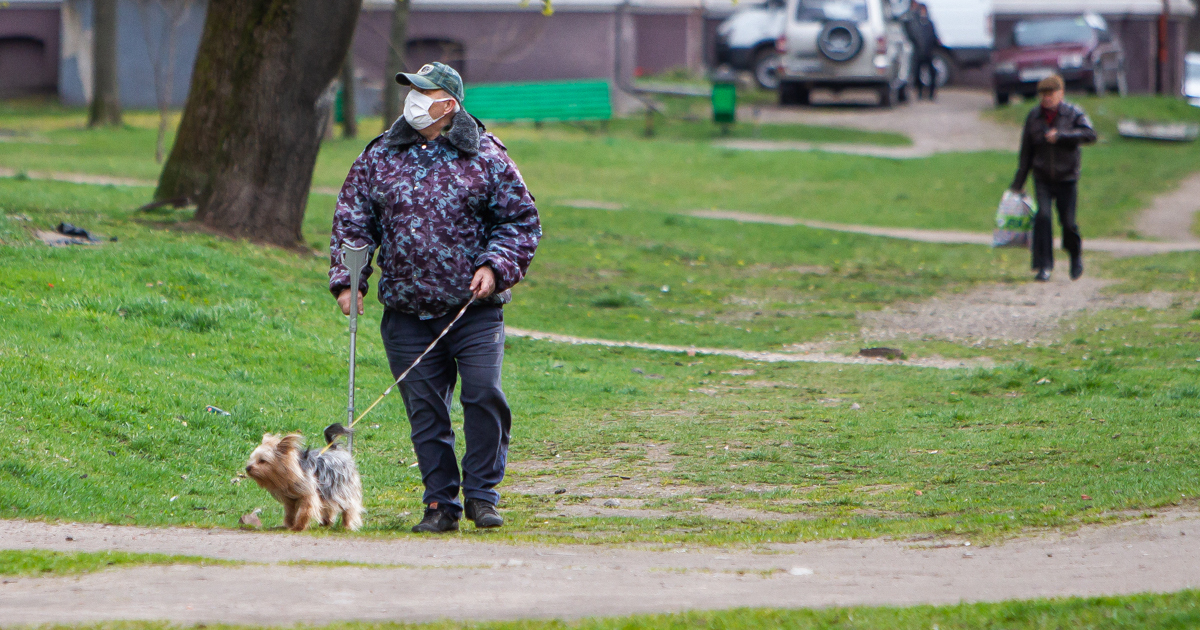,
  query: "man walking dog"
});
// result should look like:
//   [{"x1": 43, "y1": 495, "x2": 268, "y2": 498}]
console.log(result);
[
  {"x1": 1010, "y1": 75, "x2": 1096, "y2": 282},
  {"x1": 329, "y1": 62, "x2": 541, "y2": 532}
]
